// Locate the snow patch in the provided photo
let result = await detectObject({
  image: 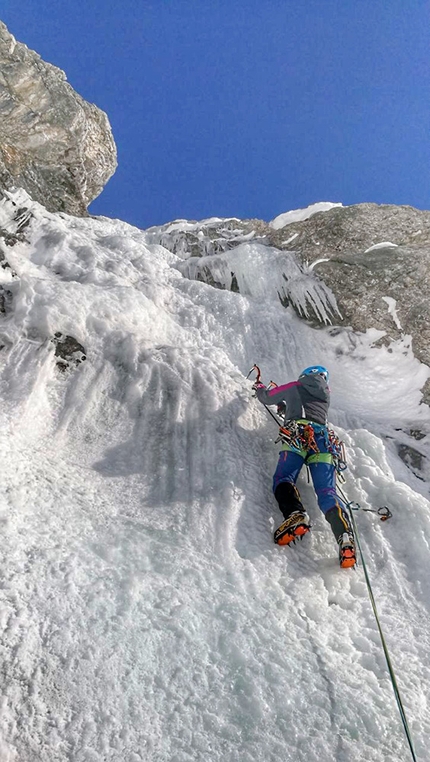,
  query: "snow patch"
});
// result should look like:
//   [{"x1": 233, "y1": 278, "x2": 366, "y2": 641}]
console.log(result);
[
  {"x1": 364, "y1": 241, "x2": 399, "y2": 253},
  {"x1": 307, "y1": 257, "x2": 330, "y2": 272},
  {"x1": 281, "y1": 232, "x2": 299, "y2": 246},
  {"x1": 382, "y1": 296, "x2": 403, "y2": 330},
  {"x1": 270, "y1": 202, "x2": 343, "y2": 230}
]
